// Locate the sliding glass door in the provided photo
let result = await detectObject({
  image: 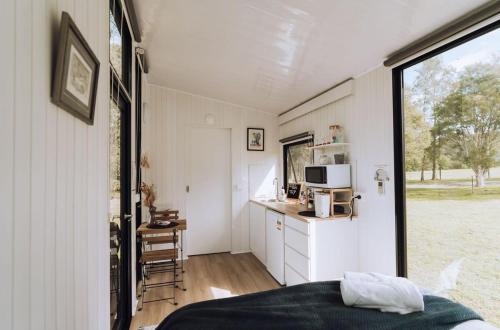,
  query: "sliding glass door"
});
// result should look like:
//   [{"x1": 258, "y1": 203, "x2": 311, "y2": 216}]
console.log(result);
[
  {"x1": 109, "y1": 0, "x2": 133, "y2": 328},
  {"x1": 109, "y1": 95, "x2": 132, "y2": 329},
  {"x1": 394, "y1": 21, "x2": 500, "y2": 326}
]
